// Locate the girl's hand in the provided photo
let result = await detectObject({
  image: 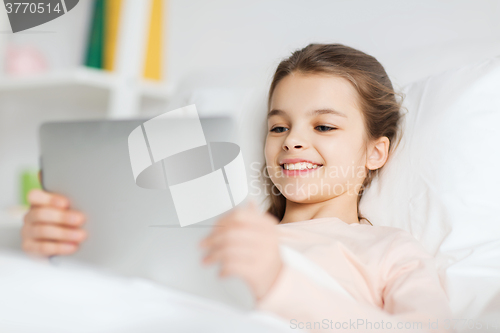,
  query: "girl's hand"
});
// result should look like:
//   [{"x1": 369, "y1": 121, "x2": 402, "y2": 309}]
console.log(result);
[
  {"x1": 199, "y1": 200, "x2": 283, "y2": 301},
  {"x1": 21, "y1": 189, "x2": 87, "y2": 257}
]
